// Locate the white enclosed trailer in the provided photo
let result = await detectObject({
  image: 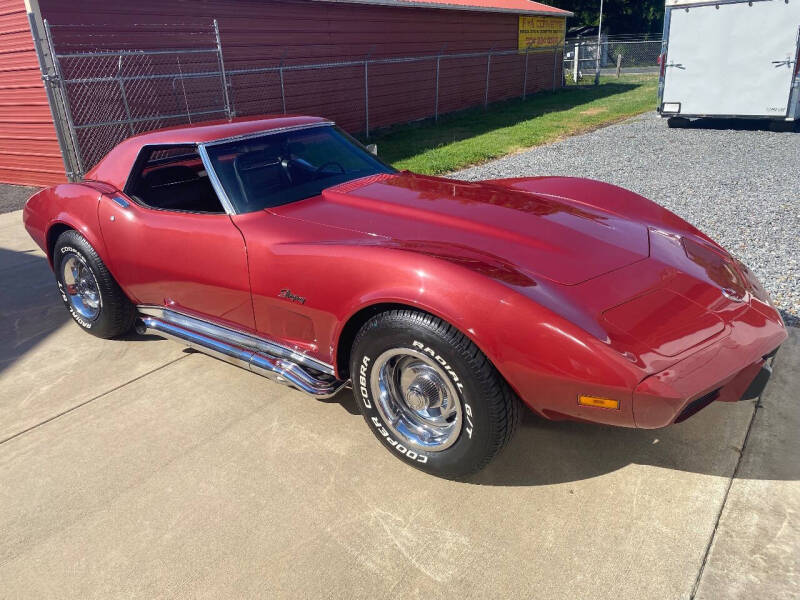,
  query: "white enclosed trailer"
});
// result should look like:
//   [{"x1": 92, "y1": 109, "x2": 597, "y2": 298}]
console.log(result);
[{"x1": 658, "y1": 0, "x2": 800, "y2": 126}]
